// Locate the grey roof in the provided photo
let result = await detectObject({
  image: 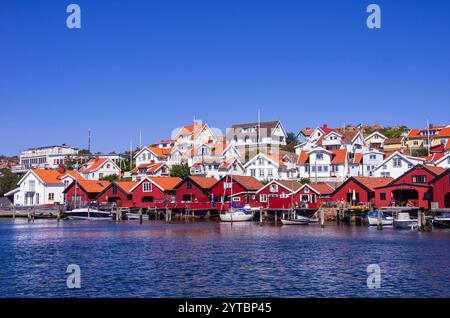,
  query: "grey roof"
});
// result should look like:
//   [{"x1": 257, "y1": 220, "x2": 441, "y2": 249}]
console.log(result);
[{"x1": 0, "y1": 197, "x2": 12, "y2": 207}]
